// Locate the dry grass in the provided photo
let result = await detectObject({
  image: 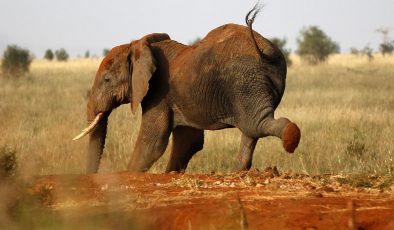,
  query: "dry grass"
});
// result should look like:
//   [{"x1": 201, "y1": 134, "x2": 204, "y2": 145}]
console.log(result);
[{"x1": 0, "y1": 55, "x2": 393, "y2": 176}]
